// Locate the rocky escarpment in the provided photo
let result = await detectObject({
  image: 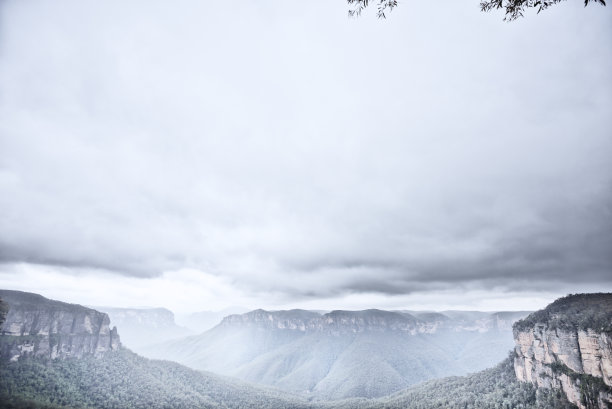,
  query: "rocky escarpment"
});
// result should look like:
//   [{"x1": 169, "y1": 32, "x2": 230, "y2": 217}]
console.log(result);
[
  {"x1": 220, "y1": 309, "x2": 424, "y2": 334},
  {"x1": 95, "y1": 306, "x2": 178, "y2": 329},
  {"x1": 0, "y1": 290, "x2": 120, "y2": 361},
  {"x1": 220, "y1": 308, "x2": 530, "y2": 335},
  {"x1": 220, "y1": 309, "x2": 322, "y2": 331},
  {"x1": 93, "y1": 306, "x2": 192, "y2": 351},
  {"x1": 513, "y1": 293, "x2": 612, "y2": 409}
]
